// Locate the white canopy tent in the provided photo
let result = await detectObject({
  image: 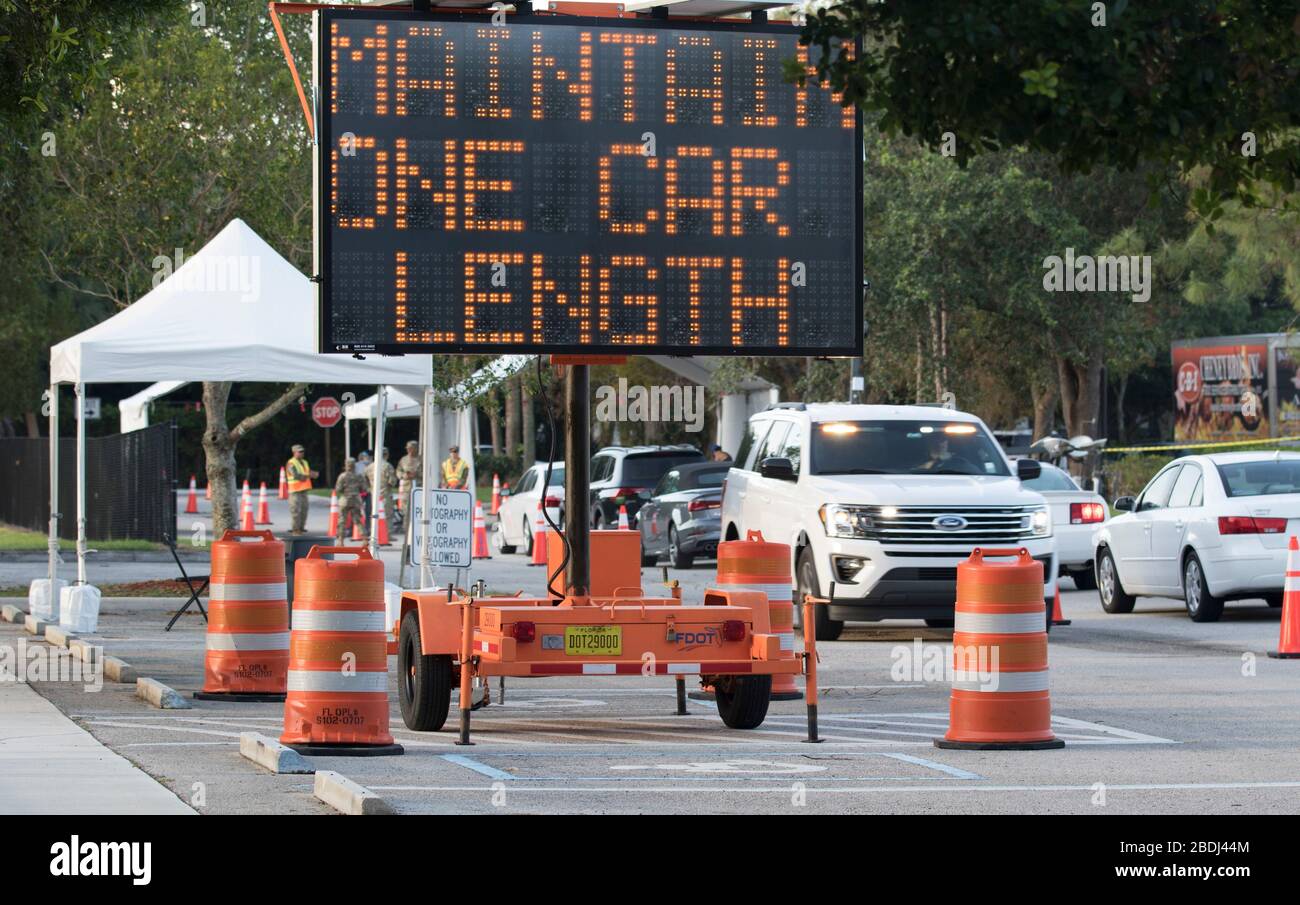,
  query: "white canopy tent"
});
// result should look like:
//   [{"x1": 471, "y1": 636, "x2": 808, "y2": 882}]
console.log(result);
[
  {"x1": 44, "y1": 218, "x2": 432, "y2": 585},
  {"x1": 119, "y1": 381, "x2": 188, "y2": 433}
]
